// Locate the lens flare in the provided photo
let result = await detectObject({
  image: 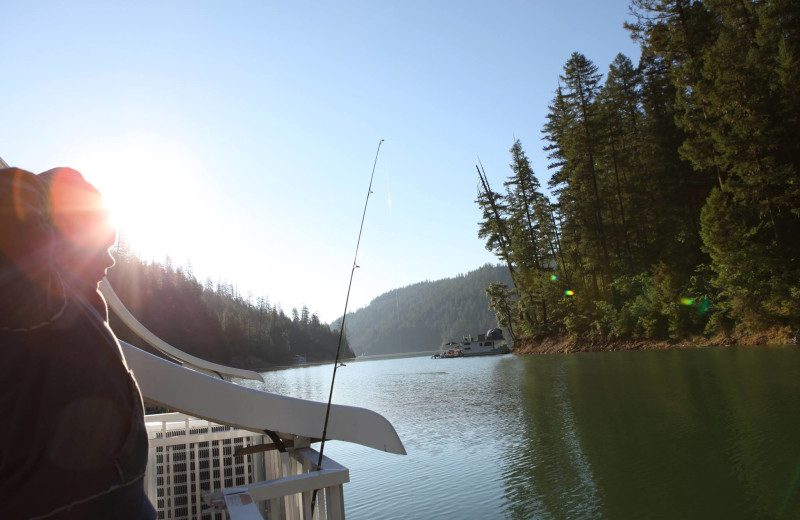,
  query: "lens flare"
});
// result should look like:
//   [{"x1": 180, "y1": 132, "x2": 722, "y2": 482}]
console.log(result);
[
  {"x1": 42, "y1": 168, "x2": 116, "y2": 250},
  {"x1": 679, "y1": 296, "x2": 711, "y2": 315},
  {"x1": 550, "y1": 274, "x2": 558, "y2": 281},
  {"x1": 565, "y1": 290, "x2": 574, "y2": 296}
]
